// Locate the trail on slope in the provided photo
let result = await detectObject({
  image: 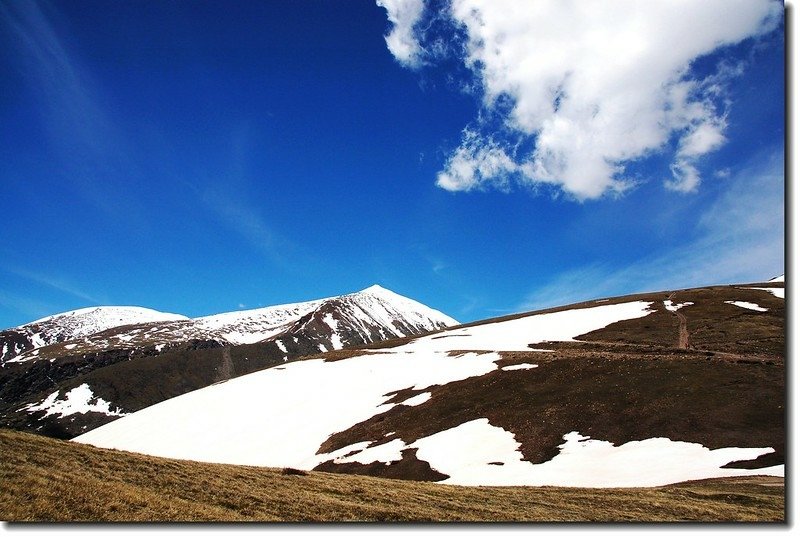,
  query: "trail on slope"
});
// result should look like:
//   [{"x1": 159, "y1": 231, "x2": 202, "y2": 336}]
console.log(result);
[{"x1": 668, "y1": 293, "x2": 690, "y2": 350}]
